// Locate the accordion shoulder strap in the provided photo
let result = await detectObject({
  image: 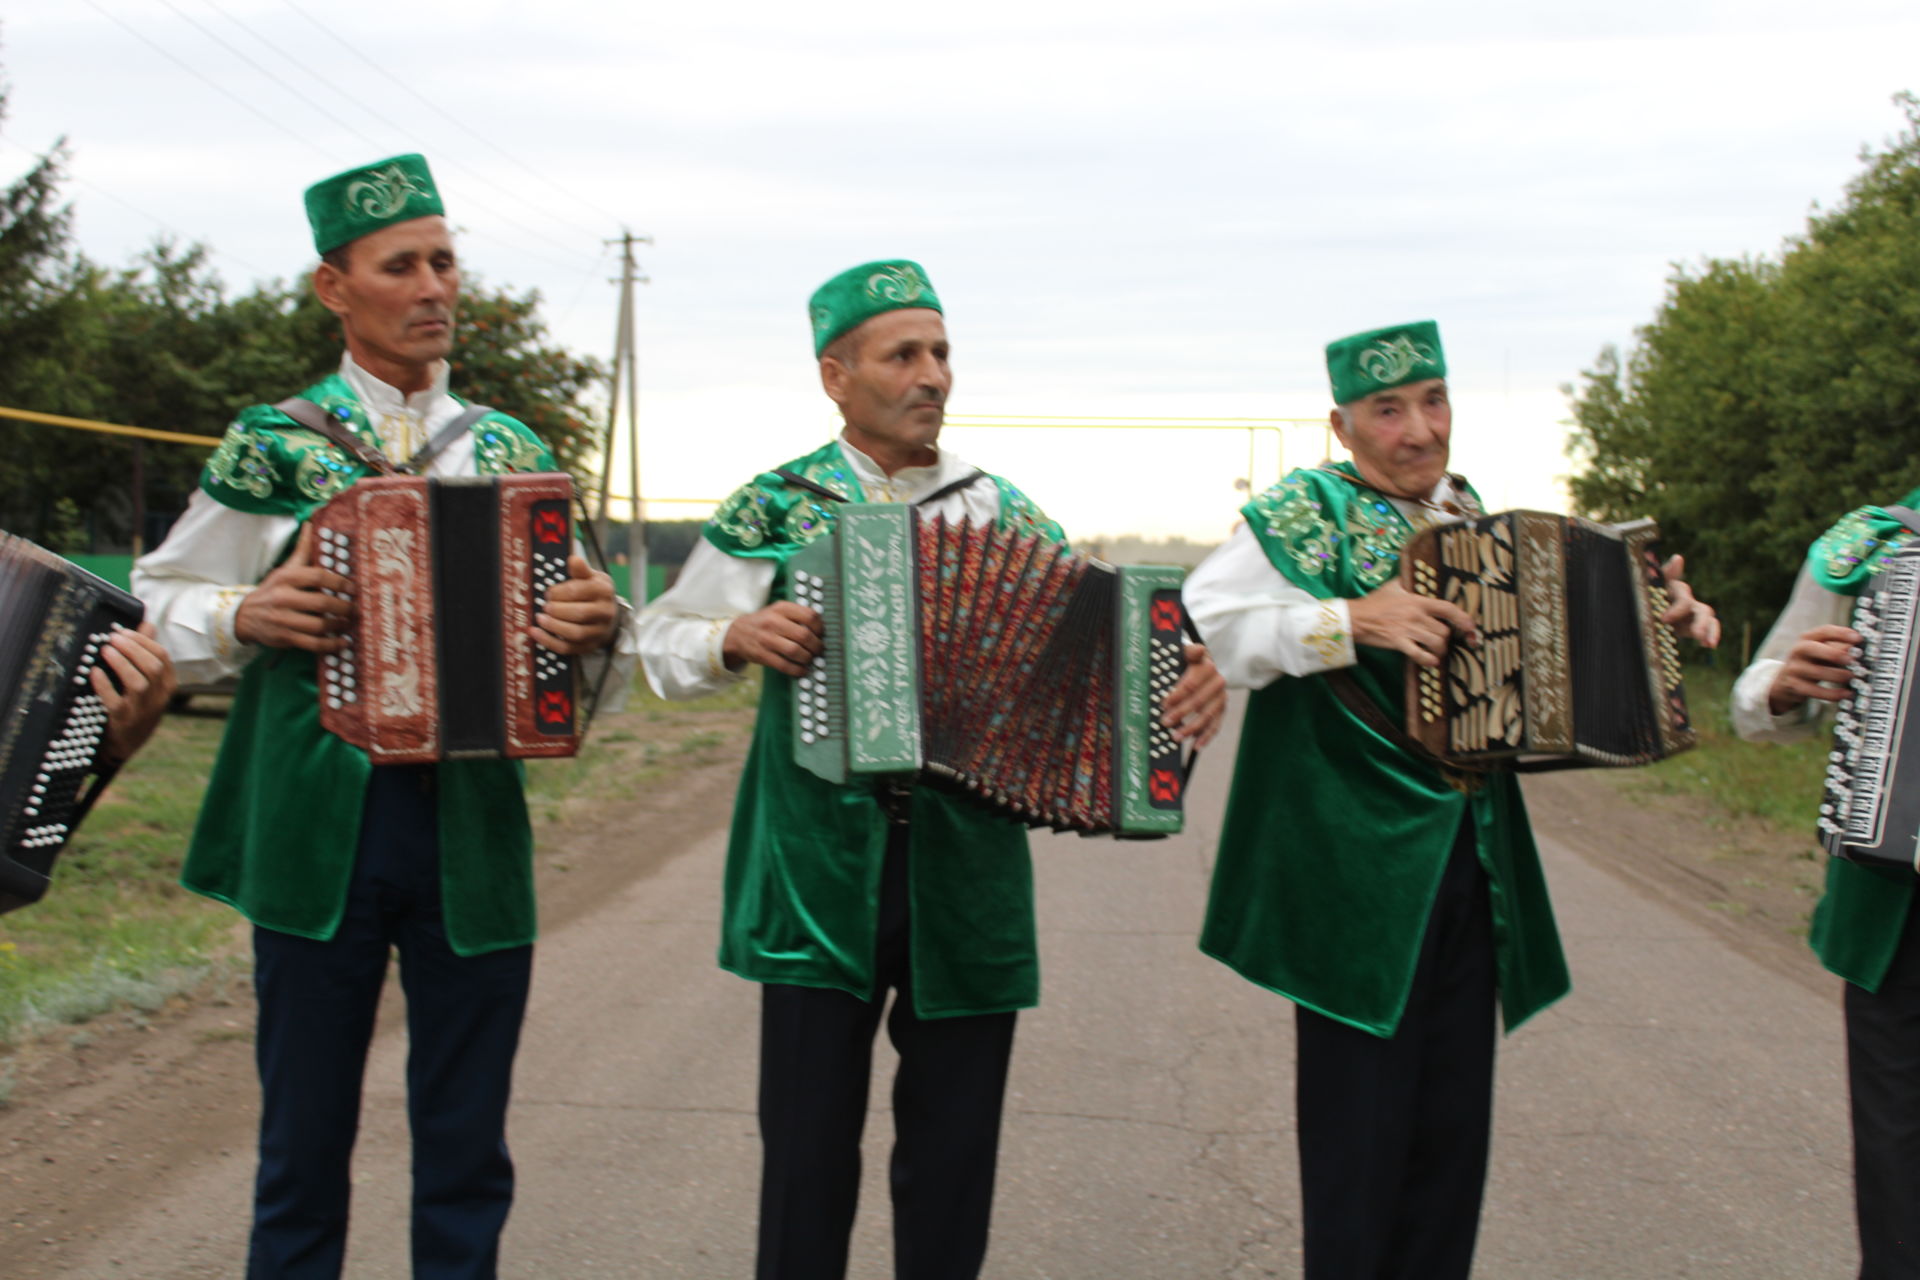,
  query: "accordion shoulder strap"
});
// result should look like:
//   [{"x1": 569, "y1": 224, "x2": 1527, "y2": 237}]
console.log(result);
[
  {"x1": 274, "y1": 397, "x2": 400, "y2": 476},
  {"x1": 772, "y1": 467, "x2": 988, "y2": 509},
  {"x1": 274, "y1": 399, "x2": 496, "y2": 477},
  {"x1": 410, "y1": 404, "x2": 494, "y2": 473},
  {"x1": 1884, "y1": 506, "x2": 1920, "y2": 536},
  {"x1": 1321, "y1": 668, "x2": 1586, "y2": 776}
]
